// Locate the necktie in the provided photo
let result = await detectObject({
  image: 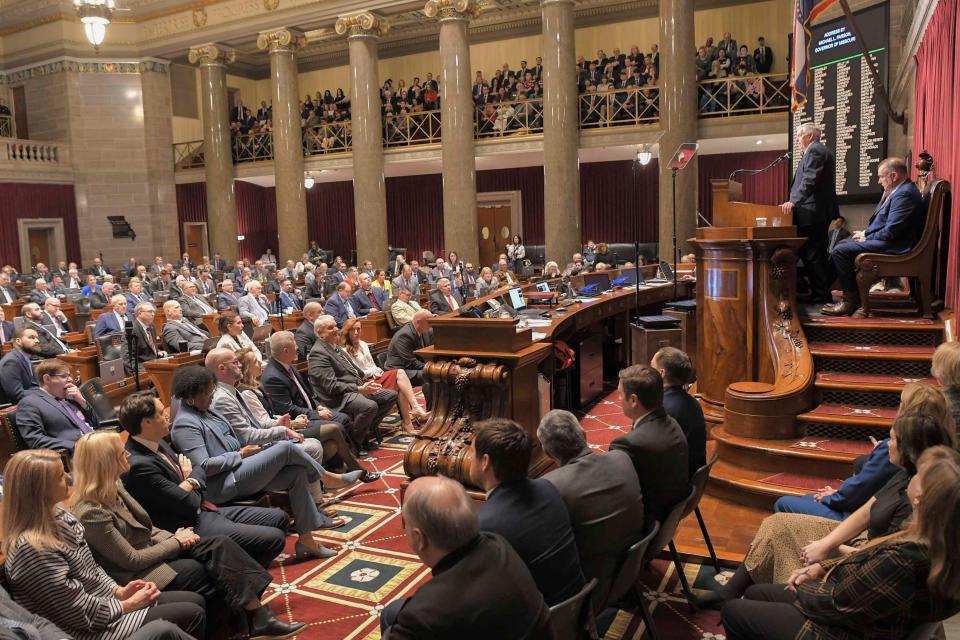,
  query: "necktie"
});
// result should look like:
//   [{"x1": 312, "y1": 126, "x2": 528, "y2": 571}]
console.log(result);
[
  {"x1": 334, "y1": 345, "x2": 364, "y2": 382},
  {"x1": 233, "y1": 388, "x2": 261, "y2": 429},
  {"x1": 2, "y1": 289, "x2": 11, "y2": 303},
  {"x1": 194, "y1": 296, "x2": 213, "y2": 313},
  {"x1": 285, "y1": 364, "x2": 313, "y2": 410},
  {"x1": 345, "y1": 300, "x2": 356, "y2": 318},
  {"x1": 183, "y1": 320, "x2": 204, "y2": 337},
  {"x1": 367, "y1": 290, "x2": 381, "y2": 311},
  {"x1": 446, "y1": 294, "x2": 458, "y2": 311},
  {"x1": 158, "y1": 446, "x2": 218, "y2": 512},
  {"x1": 143, "y1": 325, "x2": 156, "y2": 354},
  {"x1": 58, "y1": 398, "x2": 92, "y2": 434}
]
